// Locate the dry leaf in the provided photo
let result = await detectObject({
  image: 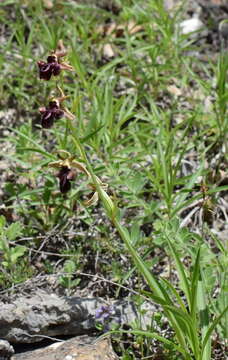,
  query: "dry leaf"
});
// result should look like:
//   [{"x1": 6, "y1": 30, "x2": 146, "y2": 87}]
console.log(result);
[
  {"x1": 126, "y1": 20, "x2": 144, "y2": 35},
  {"x1": 97, "y1": 21, "x2": 143, "y2": 38}
]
